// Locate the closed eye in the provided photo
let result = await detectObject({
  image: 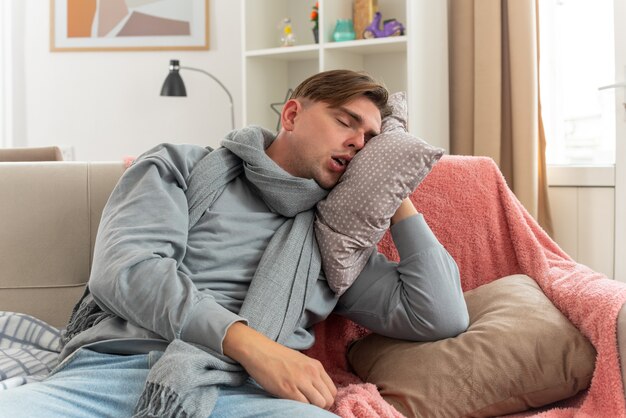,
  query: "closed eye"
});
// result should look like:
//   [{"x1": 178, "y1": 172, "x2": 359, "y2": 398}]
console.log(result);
[{"x1": 336, "y1": 118, "x2": 350, "y2": 127}]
